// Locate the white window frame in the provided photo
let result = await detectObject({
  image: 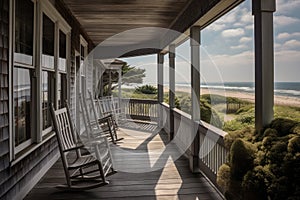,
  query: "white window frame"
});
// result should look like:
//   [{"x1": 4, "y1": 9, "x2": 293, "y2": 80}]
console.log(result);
[
  {"x1": 56, "y1": 28, "x2": 70, "y2": 109},
  {"x1": 79, "y1": 35, "x2": 88, "y2": 95},
  {"x1": 10, "y1": 0, "x2": 36, "y2": 156},
  {"x1": 39, "y1": 1, "x2": 71, "y2": 137},
  {"x1": 9, "y1": 0, "x2": 71, "y2": 162}
]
